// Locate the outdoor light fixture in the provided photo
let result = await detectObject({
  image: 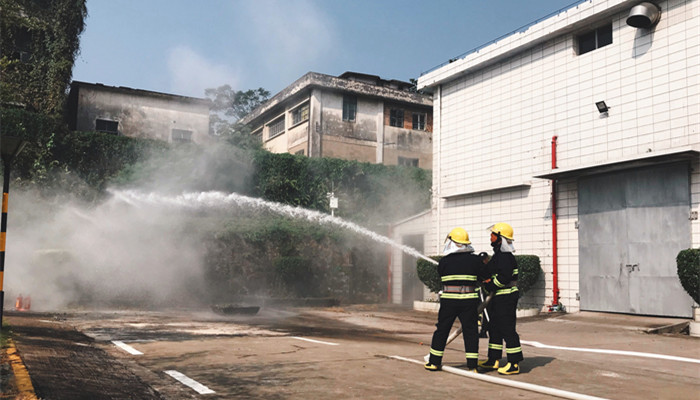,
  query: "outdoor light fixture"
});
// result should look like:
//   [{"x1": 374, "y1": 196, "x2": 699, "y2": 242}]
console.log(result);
[
  {"x1": 0, "y1": 135, "x2": 28, "y2": 326},
  {"x1": 596, "y1": 101, "x2": 609, "y2": 114}
]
